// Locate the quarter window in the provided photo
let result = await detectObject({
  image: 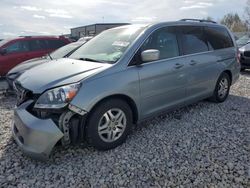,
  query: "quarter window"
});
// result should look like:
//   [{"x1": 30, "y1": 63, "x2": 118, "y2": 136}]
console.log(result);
[
  {"x1": 205, "y1": 27, "x2": 234, "y2": 50},
  {"x1": 140, "y1": 27, "x2": 179, "y2": 61},
  {"x1": 180, "y1": 26, "x2": 208, "y2": 55}
]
